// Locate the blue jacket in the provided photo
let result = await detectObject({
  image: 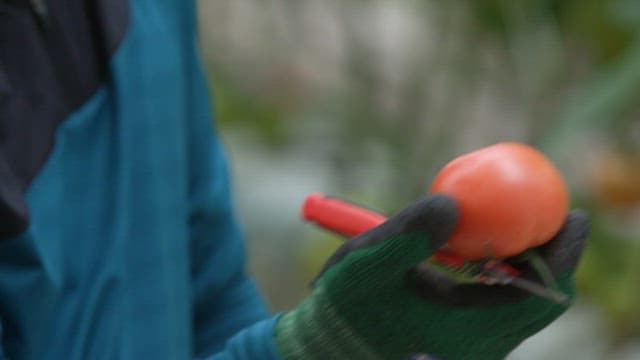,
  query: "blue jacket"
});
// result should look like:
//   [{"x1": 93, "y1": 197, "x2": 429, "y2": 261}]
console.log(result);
[{"x1": 0, "y1": 0, "x2": 281, "y2": 358}]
